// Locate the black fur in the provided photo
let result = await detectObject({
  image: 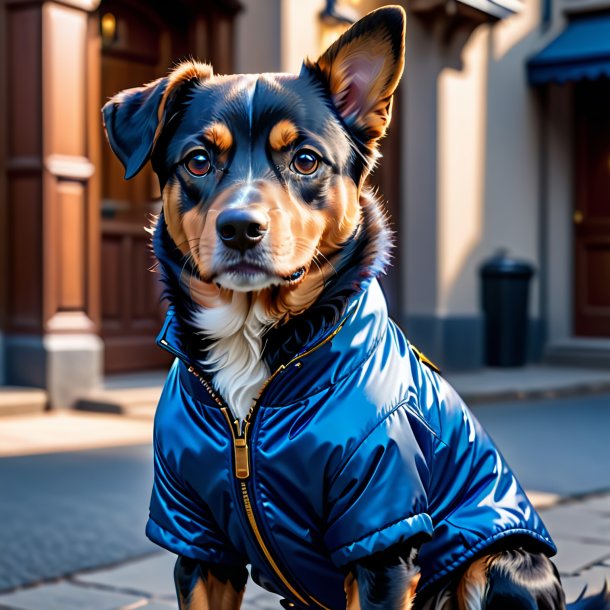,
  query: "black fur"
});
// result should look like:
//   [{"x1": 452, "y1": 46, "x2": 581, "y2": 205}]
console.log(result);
[
  {"x1": 484, "y1": 551, "x2": 565, "y2": 610},
  {"x1": 351, "y1": 545, "x2": 421, "y2": 610},
  {"x1": 568, "y1": 583, "x2": 610, "y2": 610},
  {"x1": 174, "y1": 556, "x2": 248, "y2": 608}
]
